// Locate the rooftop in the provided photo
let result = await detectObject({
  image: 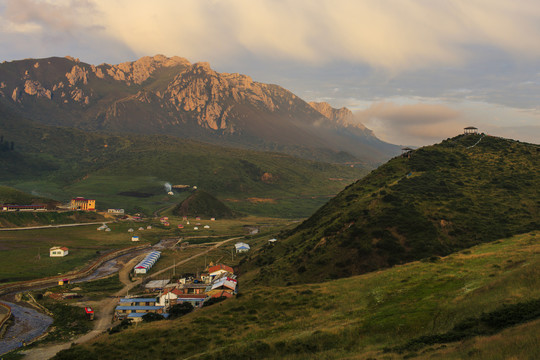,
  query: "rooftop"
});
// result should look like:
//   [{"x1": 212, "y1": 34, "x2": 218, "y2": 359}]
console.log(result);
[
  {"x1": 119, "y1": 298, "x2": 157, "y2": 303},
  {"x1": 115, "y1": 305, "x2": 163, "y2": 311}
]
